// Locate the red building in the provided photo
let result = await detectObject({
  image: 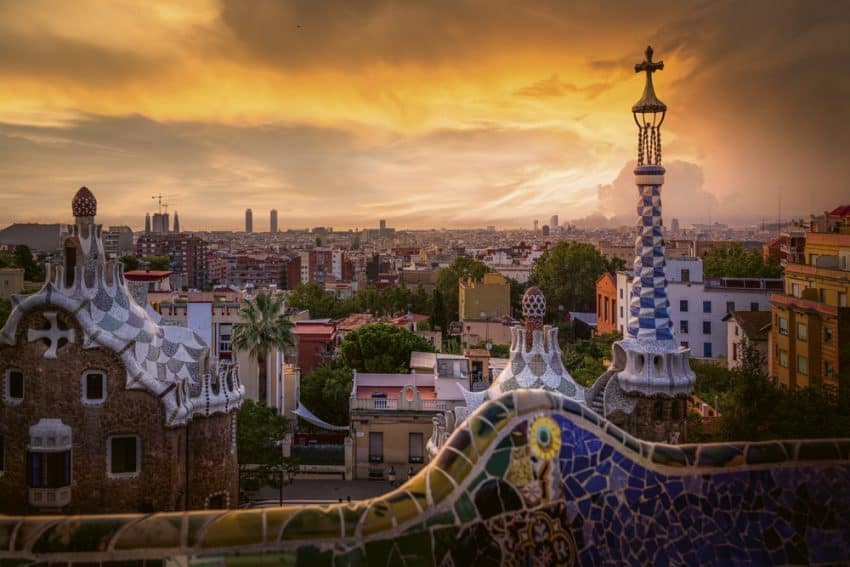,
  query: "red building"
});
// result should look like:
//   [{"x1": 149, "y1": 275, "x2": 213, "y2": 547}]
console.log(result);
[
  {"x1": 135, "y1": 234, "x2": 208, "y2": 290},
  {"x1": 595, "y1": 272, "x2": 618, "y2": 336},
  {"x1": 292, "y1": 321, "x2": 336, "y2": 375}
]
